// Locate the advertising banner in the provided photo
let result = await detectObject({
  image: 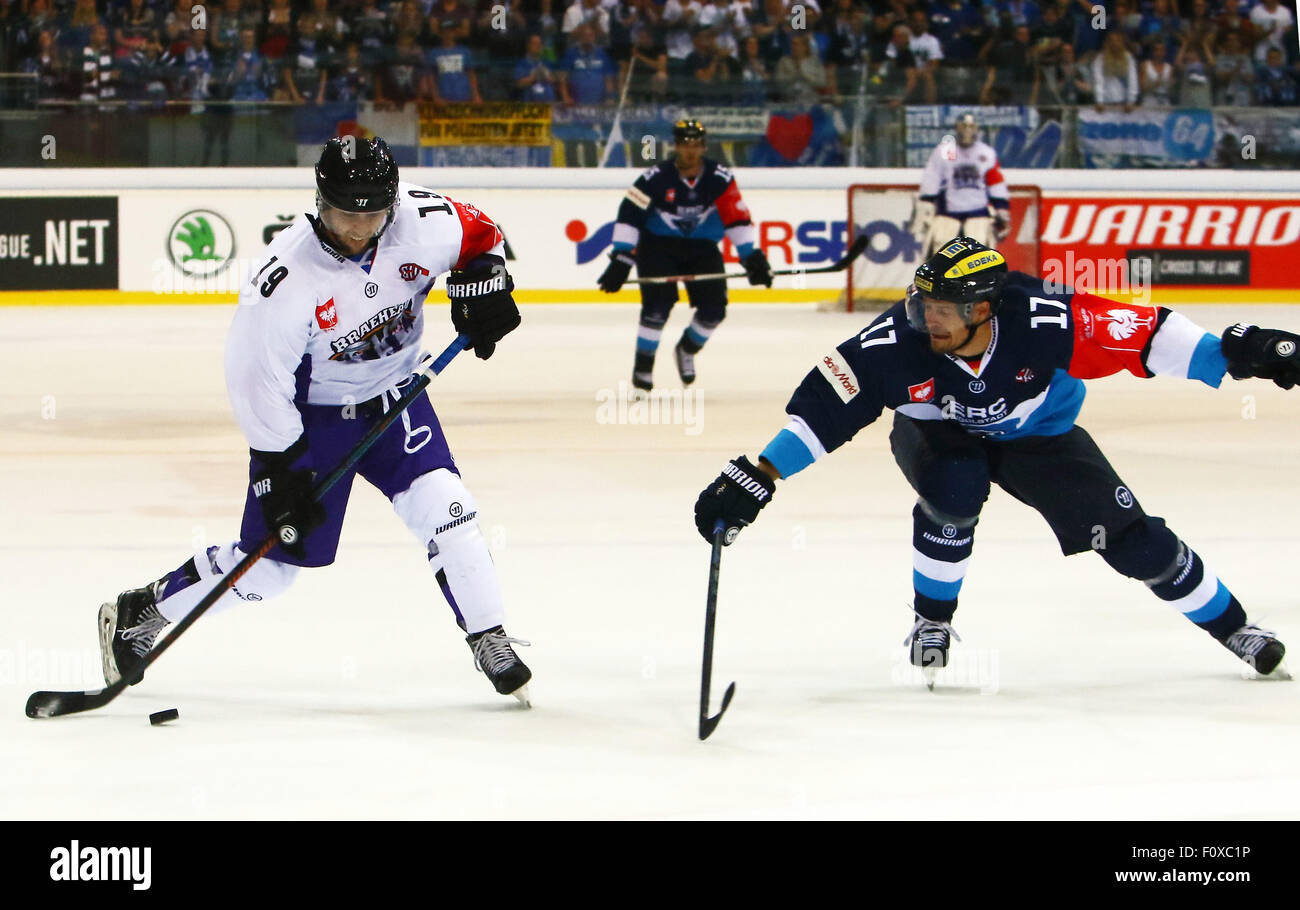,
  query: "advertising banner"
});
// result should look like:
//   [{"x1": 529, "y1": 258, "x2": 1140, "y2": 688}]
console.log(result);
[
  {"x1": 418, "y1": 102, "x2": 551, "y2": 146},
  {"x1": 1077, "y1": 107, "x2": 1217, "y2": 167},
  {"x1": 1039, "y1": 194, "x2": 1300, "y2": 290},
  {"x1": 0, "y1": 196, "x2": 118, "y2": 291}
]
